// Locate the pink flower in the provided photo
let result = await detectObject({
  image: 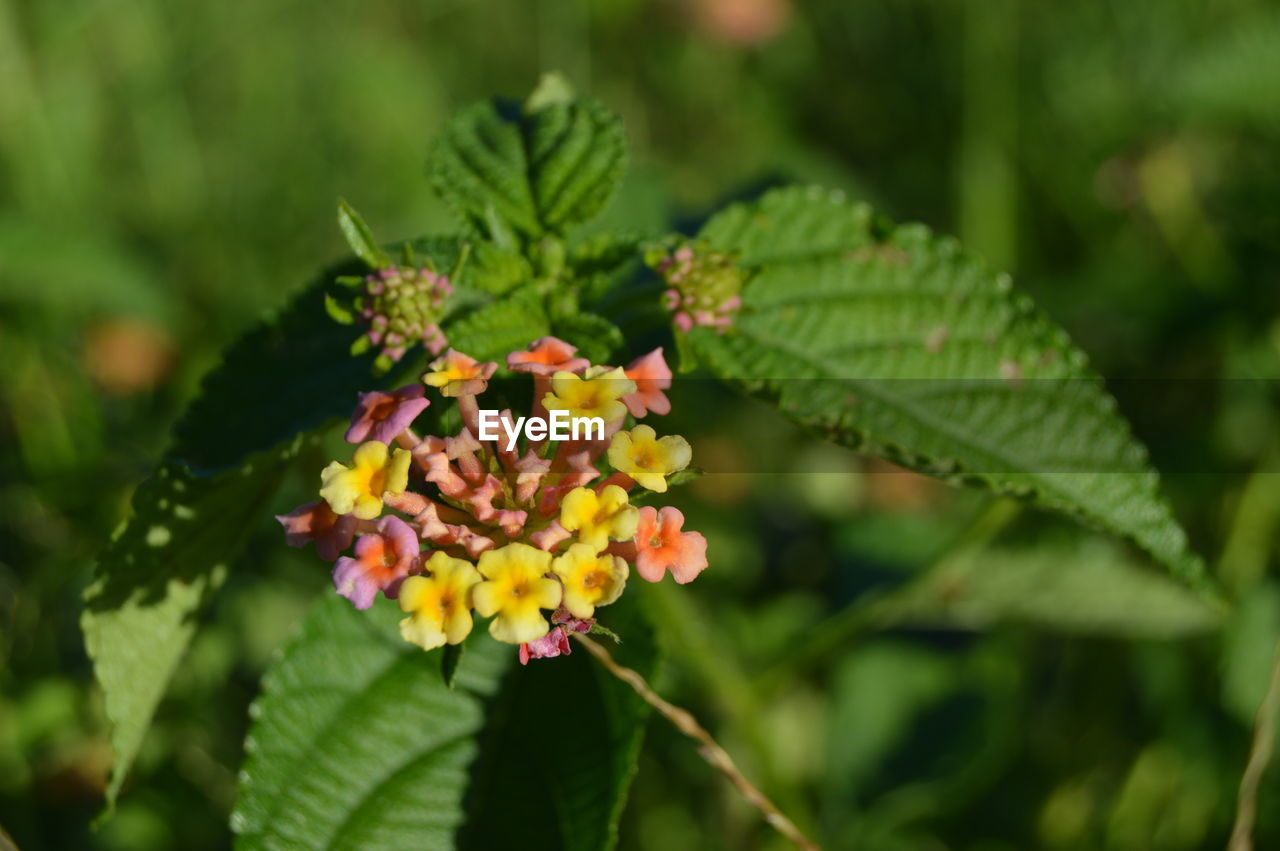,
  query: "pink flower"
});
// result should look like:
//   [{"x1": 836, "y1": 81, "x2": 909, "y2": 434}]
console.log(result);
[
  {"x1": 518, "y1": 608, "x2": 594, "y2": 664},
  {"x1": 507, "y1": 336, "x2": 590, "y2": 376},
  {"x1": 622, "y1": 348, "x2": 672, "y2": 417},
  {"x1": 275, "y1": 501, "x2": 357, "y2": 561},
  {"x1": 345, "y1": 385, "x2": 430, "y2": 444},
  {"x1": 518, "y1": 627, "x2": 571, "y2": 664},
  {"x1": 332, "y1": 515, "x2": 421, "y2": 609},
  {"x1": 633, "y1": 506, "x2": 708, "y2": 584}
]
